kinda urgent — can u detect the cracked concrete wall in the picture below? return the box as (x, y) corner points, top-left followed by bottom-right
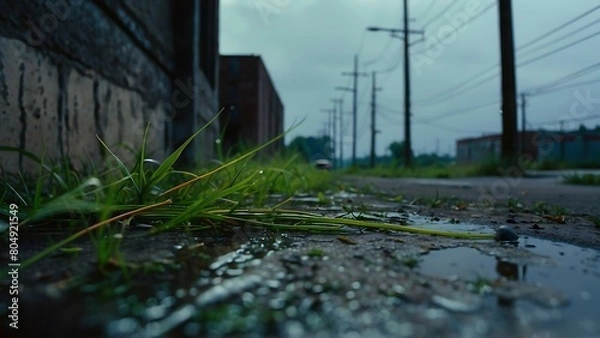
(0, 0), (219, 175)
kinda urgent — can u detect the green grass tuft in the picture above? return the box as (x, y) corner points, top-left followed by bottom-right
(562, 173), (600, 186)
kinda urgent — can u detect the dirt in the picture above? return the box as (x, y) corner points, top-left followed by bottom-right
(1, 174), (599, 337)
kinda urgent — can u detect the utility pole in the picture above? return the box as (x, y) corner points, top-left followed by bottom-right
(520, 92), (527, 154)
(370, 72), (382, 168)
(331, 98), (343, 168)
(368, 1), (424, 167)
(402, 0), (412, 167)
(341, 55), (368, 166)
(321, 108), (335, 165)
(498, 0), (518, 165)
(321, 122), (329, 158)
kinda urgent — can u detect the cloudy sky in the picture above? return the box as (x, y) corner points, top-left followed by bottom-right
(219, 0), (600, 158)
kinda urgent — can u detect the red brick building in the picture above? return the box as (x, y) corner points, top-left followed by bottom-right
(218, 55), (284, 157)
(456, 132), (538, 164)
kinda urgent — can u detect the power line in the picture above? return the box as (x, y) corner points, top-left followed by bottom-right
(421, 0), (463, 29)
(363, 37), (395, 68)
(530, 76), (600, 96)
(418, 120), (496, 134)
(414, 5), (600, 105)
(355, 30), (368, 56)
(525, 60), (600, 95)
(518, 16), (600, 58)
(415, 70), (499, 107)
(412, 1), (496, 55)
(414, 27), (600, 106)
(518, 28), (600, 68)
(516, 4), (600, 51)
(417, 0), (437, 25)
(416, 100), (500, 123)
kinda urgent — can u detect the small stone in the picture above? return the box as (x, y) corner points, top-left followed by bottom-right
(529, 223), (543, 230)
(495, 225), (519, 242)
(506, 218), (517, 224)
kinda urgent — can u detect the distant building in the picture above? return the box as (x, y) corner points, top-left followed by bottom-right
(536, 129), (600, 165)
(218, 55), (284, 157)
(456, 129), (600, 166)
(456, 132), (538, 164)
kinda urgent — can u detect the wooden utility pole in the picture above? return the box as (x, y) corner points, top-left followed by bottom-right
(402, 0), (413, 167)
(520, 92), (527, 154)
(370, 72), (382, 168)
(321, 108), (335, 165)
(341, 55), (368, 166)
(331, 98), (343, 168)
(367, 7), (423, 167)
(498, 0), (518, 165)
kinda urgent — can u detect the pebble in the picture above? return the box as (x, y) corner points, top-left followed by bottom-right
(495, 225), (519, 242)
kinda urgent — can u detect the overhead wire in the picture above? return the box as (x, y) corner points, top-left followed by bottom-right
(515, 4), (600, 51)
(525, 60), (600, 95)
(529, 76), (600, 96)
(411, 1), (497, 55)
(518, 16), (600, 58)
(415, 100), (500, 124)
(416, 0), (438, 25)
(517, 28), (600, 68)
(421, 0), (463, 29)
(414, 4), (600, 106)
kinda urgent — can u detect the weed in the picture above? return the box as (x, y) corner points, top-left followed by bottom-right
(307, 248), (325, 257)
(1, 116), (496, 273)
(562, 173), (600, 186)
(590, 216), (600, 228)
(469, 277), (493, 295)
(402, 256), (421, 269)
(507, 197), (523, 212)
(532, 201), (549, 214)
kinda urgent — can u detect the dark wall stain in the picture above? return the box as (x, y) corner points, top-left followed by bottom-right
(93, 79), (104, 156)
(73, 94), (79, 133)
(18, 63), (26, 170)
(57, 65), (67, 159)
(117, 98), (123, 144)
(0, 48), (8, 106)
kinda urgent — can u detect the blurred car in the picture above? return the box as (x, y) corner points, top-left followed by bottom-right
(314, 159), (332, 170)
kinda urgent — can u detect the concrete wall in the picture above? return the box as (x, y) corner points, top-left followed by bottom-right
(0, 0), (219, 174)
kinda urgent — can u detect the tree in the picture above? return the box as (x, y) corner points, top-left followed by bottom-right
(388, 141), (413, 166)
(287, 135), (331, 161)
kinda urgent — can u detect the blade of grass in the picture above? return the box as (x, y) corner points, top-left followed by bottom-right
(160, 131), (285, 197)
(19, 177), (103, 226)
(96, 135), (139, 196)
(146, 110), (223, 190)
(0, 146), (68, 190)
(19, 199), (172, 269)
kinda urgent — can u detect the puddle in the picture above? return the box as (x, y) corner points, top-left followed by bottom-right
(418, 237), (600, 337)
(404, 214), (496, 235)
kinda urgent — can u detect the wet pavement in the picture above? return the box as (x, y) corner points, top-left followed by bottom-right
(1, 187), (600, 337)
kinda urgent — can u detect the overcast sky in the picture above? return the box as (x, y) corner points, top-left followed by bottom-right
(219, 0), (600, 158)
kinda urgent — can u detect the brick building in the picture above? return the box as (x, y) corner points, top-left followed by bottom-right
(456, 132), (538, 164)
(219, 55), (284, 157)
(456, 129), (600, 166)
(0, 0), (220, 174)
(536, 129), (600, 165)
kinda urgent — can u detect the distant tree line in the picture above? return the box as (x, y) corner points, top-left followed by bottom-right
(286, 136), (454, 167)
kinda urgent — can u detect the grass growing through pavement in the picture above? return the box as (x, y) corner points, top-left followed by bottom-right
(1, 117), (494, 272)
(562, 173), (600, 185)
(342, 159), (528, 179)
